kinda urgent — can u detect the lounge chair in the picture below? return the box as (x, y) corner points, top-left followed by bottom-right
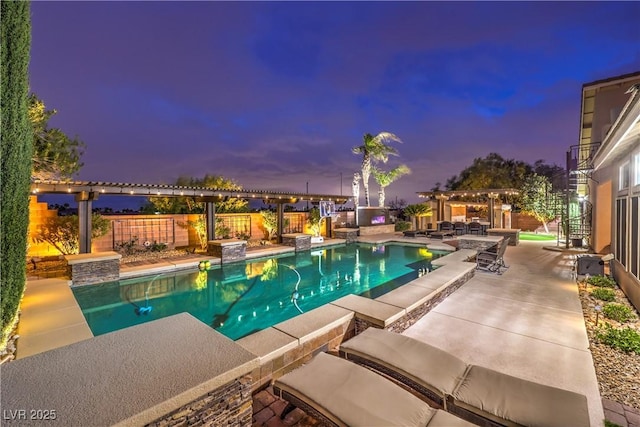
(429, 230), (455, 240)
(476, 237), (509, 274)
(339, 327), (467, 408)
(403, 229), (427, 237)
(273, 352), (474, 427)
(339, 328), (590, 427)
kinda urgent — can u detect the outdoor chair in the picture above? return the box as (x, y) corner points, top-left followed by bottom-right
(339, 328), (590, 427)
(454, 221), (467, 235)
(439, 221), (454, 232)
(467, 221), (483, 235)
(476, 237), (509, 274)
(273, 352), (474, 427)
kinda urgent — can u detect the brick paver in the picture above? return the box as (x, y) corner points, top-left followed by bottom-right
(252, 386), (319, 426)
(603, 399), (640, 427)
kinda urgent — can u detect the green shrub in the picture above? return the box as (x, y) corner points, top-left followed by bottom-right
(395, 221), (411, 232)
(1, 1), (33, 352)
(115, 237), (139, 255)
(148, 241), (167, 252)
(590, 288), (616, 302)
(596, 323), (640, 355)
(602, 303), (637, 323)
(586, 275), (616, 288)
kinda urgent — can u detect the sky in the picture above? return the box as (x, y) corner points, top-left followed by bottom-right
(29, 1), (640, 210)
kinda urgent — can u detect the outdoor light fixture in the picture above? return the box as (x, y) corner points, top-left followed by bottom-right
(595, 305), (602, 326)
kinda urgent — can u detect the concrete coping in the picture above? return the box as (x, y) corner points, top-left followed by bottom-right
(1, 313), (259, 427)
(272, 304), (354, 344)
(282, 233), (311, 239)
(237, 327), (299, 363)
(65, 251), (122, 264)
(458, 235), (503, 243)
(432, 249), (477, 266)
(487, 228), (521, 232)
(331, 294), (406, 328)
(333, 228), (358, 232)
(208, 238), (247, 246)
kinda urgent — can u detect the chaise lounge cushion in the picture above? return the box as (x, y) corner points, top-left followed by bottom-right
(339, 327), (469, 405)
(274, 352), (432, 426)
(450, 365), (590, 427)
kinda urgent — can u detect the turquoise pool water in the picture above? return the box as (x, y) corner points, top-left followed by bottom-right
(72, 243), (446, 340)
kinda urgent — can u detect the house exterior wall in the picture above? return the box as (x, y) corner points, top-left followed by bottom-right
(592, 179), (612, 254)
(610, 148), (640, 313)
(578, 72), (640, 197)
(589, 80), (640, 313)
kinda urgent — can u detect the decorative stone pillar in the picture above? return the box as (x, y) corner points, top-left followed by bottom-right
(333, 228), (359, 243)
(208, 239), (247, 263)
(65, 251), (121, 286)
(281, 233), (311, 252)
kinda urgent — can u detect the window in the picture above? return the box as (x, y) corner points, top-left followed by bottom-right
(619, 161), (630, 190)
(634, 153), (640, 187)
(616, 199), (627, 268)
(631, 197), (639, 279)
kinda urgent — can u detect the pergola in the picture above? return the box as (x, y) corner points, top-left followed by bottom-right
(416, 188), (520, 228)
(31, 179), (350, 253)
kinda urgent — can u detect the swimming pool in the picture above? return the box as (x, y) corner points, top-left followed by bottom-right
(72, 243), (447, 340)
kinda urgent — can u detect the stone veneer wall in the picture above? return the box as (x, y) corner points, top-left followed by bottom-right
(355, 268), (476, 335)
(281, 234), (311, 252)
(358, 224), (396, 236)
(66, 258), (120, 285)
(207, 240), (247, 263)
(458, 239), (500, 251)
(147, 376), (253, 427)
(487, 229), (520, 246)
(333, 228), (358, 243)
(249, 320), (355, 392)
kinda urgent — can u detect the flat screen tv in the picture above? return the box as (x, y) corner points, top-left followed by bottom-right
(371, 215), (386, 225)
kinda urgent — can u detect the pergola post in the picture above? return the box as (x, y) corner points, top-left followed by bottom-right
(277, 203), (284, 243)
(488, 192), (499, 229)
(435, 194), (449, 222)
(76, 191), (98, 254)
(205, 201), (216, 241)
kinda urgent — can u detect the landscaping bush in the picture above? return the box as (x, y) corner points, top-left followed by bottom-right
(603, 303), (637, 323)
(1, 1), (33, 352)
(395, 220), (411, 232)
(590, 288), (616, 302)
(586, 275), (616, 288)
(147, 241), (167, 252)
(115, 237), (139, 255)
(596, 323), (640, 355)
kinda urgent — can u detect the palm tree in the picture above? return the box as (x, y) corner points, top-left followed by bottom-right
(352, 132), (402, 207)
(403, 203), (433, 230)
(372, 165), (411, 207)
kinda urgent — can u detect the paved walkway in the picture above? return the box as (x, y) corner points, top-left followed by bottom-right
(403, 240), (604, 425)
(603, 398), (640, 427)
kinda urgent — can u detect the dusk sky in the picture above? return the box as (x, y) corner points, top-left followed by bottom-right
(30, 1), (640, 209)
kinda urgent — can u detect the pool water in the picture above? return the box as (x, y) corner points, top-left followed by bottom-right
(72, 243), (446, 340)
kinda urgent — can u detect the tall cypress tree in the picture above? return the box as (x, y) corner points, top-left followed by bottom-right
(1, 0), (33, 351)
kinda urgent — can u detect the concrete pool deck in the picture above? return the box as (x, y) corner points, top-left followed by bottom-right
(11, 234), (605, 425)
(402, 238), (604, 426)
